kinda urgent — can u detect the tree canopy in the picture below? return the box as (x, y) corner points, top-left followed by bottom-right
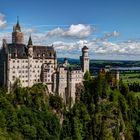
(0, 73), (139, 140)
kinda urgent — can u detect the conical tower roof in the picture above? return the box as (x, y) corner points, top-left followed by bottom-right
(15, 16), (21, 31)
(28, 35), (33, 45)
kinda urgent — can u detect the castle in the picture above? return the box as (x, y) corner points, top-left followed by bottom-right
(0, 20), (89, 105)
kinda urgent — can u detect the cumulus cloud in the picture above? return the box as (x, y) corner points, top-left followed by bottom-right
(100, 30), (120, 41)
(46, 28), (64, 37)
(63, 24), (92, 38)
(46, 24), (93, 39)
(0, 21), (140, 60)
(0, 13), (7, 28)
(50, 37), (140, 60)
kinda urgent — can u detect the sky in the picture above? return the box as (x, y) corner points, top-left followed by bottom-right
(0, 0), (140, 60)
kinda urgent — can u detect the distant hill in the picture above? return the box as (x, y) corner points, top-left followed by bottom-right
(57, 58), (80, 64)
(58, 58), (140, 68)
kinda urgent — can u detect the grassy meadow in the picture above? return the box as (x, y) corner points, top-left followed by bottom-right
(120, 72), (140, 83)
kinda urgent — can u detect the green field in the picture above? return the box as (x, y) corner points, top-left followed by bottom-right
(120, 73), (140, 83)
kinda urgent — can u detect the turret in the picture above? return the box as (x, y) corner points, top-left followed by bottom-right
(80, 46), (89, 74)
(115, 70), (120, 81)
(12, 17), (23, 44)
(27, 35), (33, 57)
(2, 39), (7, 49)
(63, 58), (69, 67)
(28, 35), (33, 46)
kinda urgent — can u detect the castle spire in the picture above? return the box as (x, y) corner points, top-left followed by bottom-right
(17, 16), (19, 25)
(15, 16), (21, 31)
(28, 34), (33, 45)
(12, 17), (23, 44)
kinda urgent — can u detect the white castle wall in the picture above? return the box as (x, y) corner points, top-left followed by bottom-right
(8, 57), (56, 92)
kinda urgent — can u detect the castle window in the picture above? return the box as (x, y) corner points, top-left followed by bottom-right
(36, 60), (38, 63)
(13, 66), (15, 68)
(13, 76), (15, 79)
(17, 66), (19, 69)
(26, 60), (28, 63)
(13, 60), (15, 63)
(17, 60), (19, 63)
(19, 70), (21, 73)
(13, 71), (15, 73)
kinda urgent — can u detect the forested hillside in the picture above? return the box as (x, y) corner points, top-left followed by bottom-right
(0, 72), (140, 140)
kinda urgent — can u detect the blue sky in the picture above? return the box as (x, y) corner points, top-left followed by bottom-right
(0, 0), (140, 60)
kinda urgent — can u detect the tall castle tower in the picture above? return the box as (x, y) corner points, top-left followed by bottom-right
(12, 17), (23, 44)
(27, 35), (33, 57)
(27, 35), (33, 87)
(80, 46), (89, 74)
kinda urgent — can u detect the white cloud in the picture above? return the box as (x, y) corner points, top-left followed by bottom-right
(1, 22), (140, 60)
(50, 38), (140, 60)
(0, 13), (7, 29)
(63, 24), (92, 38)
(100, 30), (120, 41)
(46, 27), (63, 37)
(46, 24), (93, 39)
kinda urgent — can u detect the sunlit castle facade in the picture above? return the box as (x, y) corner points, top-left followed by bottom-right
(0, 20), (89, 104)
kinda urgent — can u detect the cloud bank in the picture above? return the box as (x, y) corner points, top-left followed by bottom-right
(0, 14), (140, 60)
(46, 24), (93, 39)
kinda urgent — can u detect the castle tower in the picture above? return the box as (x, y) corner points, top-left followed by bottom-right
(115, 70), (120, 81)
(63, 58), (69, 67)
(12, 17), (23, 44)
(80, 46), (89, 74)
(27, 35), (33, 57)
(27, 35), (33, 87)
